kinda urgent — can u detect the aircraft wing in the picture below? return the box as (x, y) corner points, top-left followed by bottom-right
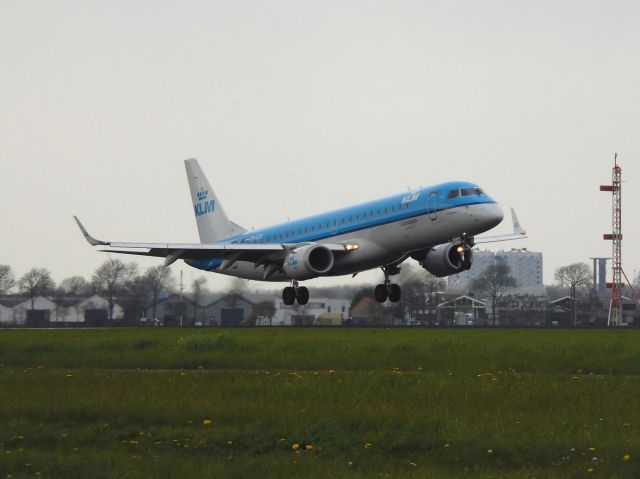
(74, 216), (350, 266)
(474, 208), (527, 244)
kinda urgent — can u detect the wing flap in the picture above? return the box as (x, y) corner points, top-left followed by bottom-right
(76, 216), (351, 265)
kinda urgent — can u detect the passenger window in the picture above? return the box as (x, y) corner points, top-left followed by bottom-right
(447, 190), (460, 199)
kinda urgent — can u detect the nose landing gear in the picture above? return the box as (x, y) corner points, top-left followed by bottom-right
(282, 280), (309, 306)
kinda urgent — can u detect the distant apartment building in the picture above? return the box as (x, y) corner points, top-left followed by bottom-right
(447, 248), (545, 296)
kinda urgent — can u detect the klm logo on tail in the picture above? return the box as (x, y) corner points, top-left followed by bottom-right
(194, 188), (215, 217)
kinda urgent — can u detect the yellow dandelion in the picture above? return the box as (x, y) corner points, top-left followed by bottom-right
(364, 443), (372, 449)
(291, 443), (300, 450)
(586, 467), (594, 473)
(305, 444), (313, 450)
(443, 443), (450, 448)
(227, 441), (233, 445)
(128, 440), (139, 445)
(409, 462), (417, 467)
(203, 419), (212, 426)
(623, 454), (631, 461)
(588, 447), (597, 452)
(623, 422), (630, 427)
(328, 369), (335, 374)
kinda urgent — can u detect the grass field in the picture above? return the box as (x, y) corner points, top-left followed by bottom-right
(0, 328), (639, 478)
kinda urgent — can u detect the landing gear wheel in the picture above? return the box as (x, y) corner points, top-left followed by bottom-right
(282, 286), (296, 306)
(374, 284), (388, 303)
(388, 283), (402, 302)
(296, 286), (309, 305)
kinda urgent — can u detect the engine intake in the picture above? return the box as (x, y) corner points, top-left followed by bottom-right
(419, 243), (473, 277)
(283, 244), (335, 280)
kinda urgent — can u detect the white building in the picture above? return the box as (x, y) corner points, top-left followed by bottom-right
(258, 297), (351, 326)
(0, 302), (14, 324)
(0, 295), (124, 325)
(448, 248), (545, 296)
(12, 296), (58, 325)
(55, 295), (124, 323)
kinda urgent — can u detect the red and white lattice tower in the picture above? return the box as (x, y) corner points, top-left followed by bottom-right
(600, 154), (623, 325)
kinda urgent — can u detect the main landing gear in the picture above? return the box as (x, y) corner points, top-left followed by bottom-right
(374, 265), (402, 303)
(282, 281), (309, 306)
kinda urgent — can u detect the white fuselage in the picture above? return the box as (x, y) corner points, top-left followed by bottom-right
(209, 202), (502, 282)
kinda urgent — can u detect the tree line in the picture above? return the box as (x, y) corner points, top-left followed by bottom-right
(0, 259), (629, 325)
(0, 260), (207, 322)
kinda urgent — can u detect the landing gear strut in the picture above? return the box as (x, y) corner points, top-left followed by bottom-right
(374, 265), (402, 303)
(282, 280), (309, 306)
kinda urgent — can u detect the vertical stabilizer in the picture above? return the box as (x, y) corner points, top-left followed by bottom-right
(185, 158), (246, 243)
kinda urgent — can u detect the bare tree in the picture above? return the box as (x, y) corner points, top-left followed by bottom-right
(0, 265), (15, 294)
(253, 300), (276, 326)
(59, 276), (92, 296)
(555, 262), (592, 325)
(18, 268), (54, 310)
(470, 264), (517, 325)
(191, 276), (207, 324)
(396, 263), (446, 324)
(144, 265), (175, 320)
(92, 259), (137, 321)
(225, 277), (248, 309)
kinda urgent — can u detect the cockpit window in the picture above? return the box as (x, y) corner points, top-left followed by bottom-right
(447, 189), (460, 199)
(476, 188), (486, 196)
(460, 188), (478, 197)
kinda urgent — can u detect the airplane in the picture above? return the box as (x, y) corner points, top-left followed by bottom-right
(75, 158), (526, 305)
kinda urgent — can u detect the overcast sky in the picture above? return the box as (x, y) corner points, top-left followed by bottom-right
(1, 1), (639, 291)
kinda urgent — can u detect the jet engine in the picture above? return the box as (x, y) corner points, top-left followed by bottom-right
(283, 244), (335, 280)
(418, 243), (473, 277)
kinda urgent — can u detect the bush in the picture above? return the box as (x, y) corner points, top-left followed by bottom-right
(179, 333), (240, 352)
(132, 338), (156, 351)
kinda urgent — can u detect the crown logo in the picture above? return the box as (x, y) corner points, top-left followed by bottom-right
(197, 188), (208, 201)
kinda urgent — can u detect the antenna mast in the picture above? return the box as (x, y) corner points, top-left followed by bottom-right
(600, 154), (623, 325)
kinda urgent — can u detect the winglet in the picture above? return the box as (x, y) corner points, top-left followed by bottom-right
(73, 216), (109, 246)
(511, 208), (526, 235)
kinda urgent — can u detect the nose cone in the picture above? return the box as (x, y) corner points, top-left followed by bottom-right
(469, 203), (503, 232)
(486, 203), (504, 229)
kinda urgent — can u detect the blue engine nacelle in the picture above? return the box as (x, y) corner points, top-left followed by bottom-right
(282, 244), (335, 280)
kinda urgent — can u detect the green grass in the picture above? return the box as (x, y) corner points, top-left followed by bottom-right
(0, 328), (639, 478)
